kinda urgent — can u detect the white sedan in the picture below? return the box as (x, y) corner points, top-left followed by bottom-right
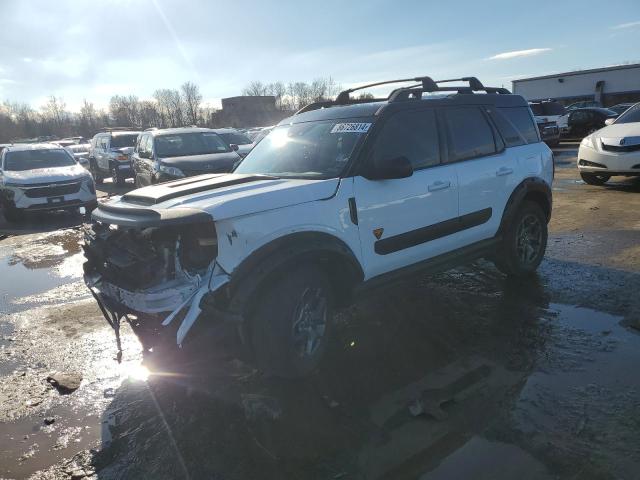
(577, 103), (640, 185)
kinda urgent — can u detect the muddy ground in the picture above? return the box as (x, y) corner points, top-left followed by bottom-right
(1, 145), (639, 480)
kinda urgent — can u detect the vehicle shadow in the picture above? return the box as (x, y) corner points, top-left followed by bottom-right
(81, 264), (554, 480)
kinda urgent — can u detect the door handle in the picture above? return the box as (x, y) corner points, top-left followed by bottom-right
(496, 167), (514, 176)
(428, 180), (451, 192)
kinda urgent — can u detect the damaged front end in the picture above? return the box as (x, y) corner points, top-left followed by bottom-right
(83, 212), (230, 349)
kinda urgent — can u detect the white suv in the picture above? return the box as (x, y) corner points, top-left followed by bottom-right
(1, 143), (97, 222)
(83, 76), (553, 377)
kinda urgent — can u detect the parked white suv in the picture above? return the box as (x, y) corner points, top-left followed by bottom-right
(83, 76), (553, 377)
(577, 102), (640, 185)
(0, 143), (97, 222)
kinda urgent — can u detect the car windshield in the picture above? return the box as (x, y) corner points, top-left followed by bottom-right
(155, 132), (231, 158)
(614, 104), (640, 124)
(110, 134), (138, 149)
(234, 119), (371, 179)
(3, 148), (76, 171)
(219, 132), (252, 145)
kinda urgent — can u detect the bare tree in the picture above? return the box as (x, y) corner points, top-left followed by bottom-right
(181, 81), (202, 125)
(154, 89), (184, 127)
(242, 81), (267, 96)
(109, 95), (141, 127)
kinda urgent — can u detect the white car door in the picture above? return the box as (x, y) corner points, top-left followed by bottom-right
(442, 106), (515, 244)
(353, 108), (460, 280)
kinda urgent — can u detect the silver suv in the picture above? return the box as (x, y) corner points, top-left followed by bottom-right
(88, 129), (141, 186)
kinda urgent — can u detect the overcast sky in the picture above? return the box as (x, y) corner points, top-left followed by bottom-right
(1, 0), (639, 111)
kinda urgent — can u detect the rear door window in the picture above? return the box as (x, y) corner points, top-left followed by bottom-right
(497, 107), (539, 144)
(444, 107), (497, 162)
(371, 109), (440, 170)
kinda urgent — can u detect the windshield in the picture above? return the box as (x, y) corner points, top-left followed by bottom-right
(614, 104), (640, 124)
(110, 134), (139, 149)
(155, 132), (230, 158)
(220, 132), (252, 145)
(3, 148), (76, 171)
(234, 119), (371, 179)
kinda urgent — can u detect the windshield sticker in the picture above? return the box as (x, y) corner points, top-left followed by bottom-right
(331, 123), (371, 134)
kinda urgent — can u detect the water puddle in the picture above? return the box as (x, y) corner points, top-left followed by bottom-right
(0, 229), (85, 311)
(419, 436), (551, 480)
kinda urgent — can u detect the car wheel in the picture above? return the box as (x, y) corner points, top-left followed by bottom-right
(249, 264), (333, 378)
(494, 201), (548, 277)
(3, 207), (24, 223)
(580, 172), (610, 185)
(111, 166), (125, 186)
(90, 160), (103, 185)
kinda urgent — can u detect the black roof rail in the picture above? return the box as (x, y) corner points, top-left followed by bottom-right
(99, 127), (139, 133)
(389, 77), (511, 102)
(294, 76), (512, 115)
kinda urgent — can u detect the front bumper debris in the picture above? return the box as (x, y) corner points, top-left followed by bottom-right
(85, 265), (230, 350)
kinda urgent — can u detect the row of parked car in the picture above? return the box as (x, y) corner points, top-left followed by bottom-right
(0, 127), (259, 222)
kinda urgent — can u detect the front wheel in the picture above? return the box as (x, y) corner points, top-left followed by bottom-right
(3, 207), (24, 223)
(89, 159), (104, 185)
(580, 172), (610, 185)
(494, 201), (548, 277)
(249, 264), (333, 378)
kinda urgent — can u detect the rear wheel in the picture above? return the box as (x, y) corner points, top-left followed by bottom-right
(111, 165), (126, 186)
(580, 172), (610, 185)
(494, 201), (548, 277)
(249, 264), (333, 378)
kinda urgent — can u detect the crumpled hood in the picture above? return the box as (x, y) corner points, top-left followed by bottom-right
(99, 174), (340, 224)
(595, 122), (640, 142)
(2, 164), (90, 185)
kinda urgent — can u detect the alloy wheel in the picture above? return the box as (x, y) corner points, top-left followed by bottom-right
(291, 287), (328, 358)
(516, 213), (543, 265)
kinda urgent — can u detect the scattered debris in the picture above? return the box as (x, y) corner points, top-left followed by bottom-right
(47, 372), (82, 394)
(241, 394), (282, 421)
(44, 416), (56, 425)
(323, 395), (340, 409)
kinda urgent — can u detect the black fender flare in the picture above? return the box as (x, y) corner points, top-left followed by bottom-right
(217, 232), (365, 317)
(498, 177), (552, 236)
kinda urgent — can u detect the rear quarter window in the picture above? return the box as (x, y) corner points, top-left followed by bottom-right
(497, 107), (539, 144)
(443, 107), (497, 162)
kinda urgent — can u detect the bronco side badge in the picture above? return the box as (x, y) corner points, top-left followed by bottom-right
(373, 228), (384, 239)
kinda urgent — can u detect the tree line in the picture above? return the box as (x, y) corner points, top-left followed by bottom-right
(0, 81), (209, 143)
(0, 77), (352, 143)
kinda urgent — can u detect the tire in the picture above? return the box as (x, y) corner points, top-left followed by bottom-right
(580, 172), (610, 185)
(3, 207), (24, 223)
(494, 201), (548, 278)
(111, 165), (125, 186)
(249, 264), (333, 378)
(89, 159), (103, 185)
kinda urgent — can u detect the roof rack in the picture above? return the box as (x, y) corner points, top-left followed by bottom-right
(295, 76), (511, 115)
(99, 127), (139, 133)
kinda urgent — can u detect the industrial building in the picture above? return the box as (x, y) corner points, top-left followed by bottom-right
(209, 95), (292, 128)
(512, 63), (640, 107)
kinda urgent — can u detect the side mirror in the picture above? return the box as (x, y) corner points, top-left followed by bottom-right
(605, 118), (615, 126)
(230, 144), (239, 152)
(365, 156), (413, 180)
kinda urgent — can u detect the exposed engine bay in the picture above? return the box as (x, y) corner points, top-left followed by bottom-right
(83, 221), (218, 291)
(83, 218), (231, 348)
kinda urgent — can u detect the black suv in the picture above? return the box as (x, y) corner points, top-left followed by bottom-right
(131, 127), (241, 186)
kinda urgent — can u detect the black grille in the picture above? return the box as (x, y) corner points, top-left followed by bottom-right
(601, 142), (640, 153)
(23, 181), (81, 198)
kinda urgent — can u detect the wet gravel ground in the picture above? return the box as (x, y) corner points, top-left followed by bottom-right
(1, 148), (640, 479)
